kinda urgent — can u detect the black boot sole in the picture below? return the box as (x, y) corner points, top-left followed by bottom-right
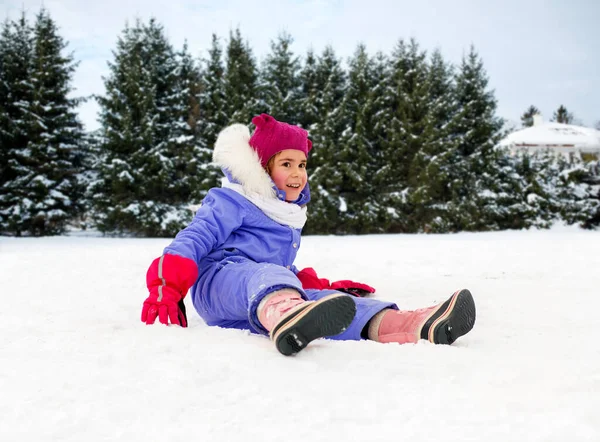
(422, 289), (476, 345)
(271, 294), (356, 356)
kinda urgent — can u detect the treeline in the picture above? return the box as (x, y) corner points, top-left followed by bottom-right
(521, 104), (577, 127)
(1, 9), (598, 237)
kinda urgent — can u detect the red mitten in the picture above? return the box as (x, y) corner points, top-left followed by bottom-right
(330, 280), (376, 297)
(296, 267), (331, 290)
(142, 254), (199, 327)
(296, 267), (375, 297)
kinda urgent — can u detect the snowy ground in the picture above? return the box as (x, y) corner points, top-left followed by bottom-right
(1, 226), (599, 442)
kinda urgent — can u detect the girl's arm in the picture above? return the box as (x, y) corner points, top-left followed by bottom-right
(141, 189), (246, 327)
(163, 188), (246, 263)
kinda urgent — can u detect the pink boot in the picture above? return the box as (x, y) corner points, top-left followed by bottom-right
(257, 289), (306, 332)
(258, 290), (356, 356)
(368, 289), (476, 345)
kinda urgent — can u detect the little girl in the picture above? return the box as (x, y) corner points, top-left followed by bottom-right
(141, 114), (476, 356)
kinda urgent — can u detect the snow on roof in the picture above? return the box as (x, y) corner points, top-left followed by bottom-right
(501, 122), (600, 151)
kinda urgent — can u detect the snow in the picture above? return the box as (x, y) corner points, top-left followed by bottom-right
(173, 135), (193, 144)
(123, 202), (142, 214)
(502, 122), (600, 151)
(160, 206), (190, 230)
(479, 189), (497, 199)
(1, 226), (599, 441)
(117, 170), (134, 181)
(32, 174), (55, 186)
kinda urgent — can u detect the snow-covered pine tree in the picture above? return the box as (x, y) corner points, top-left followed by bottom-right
(198, 34), (227, 153)
(448, 46), (528, 231)
(447, 46), (499, 230)
(366, 51), (396, 232)
(28, 9), (85, 235)
(407, 48), (460, 232)
(0, 14), (34, 235)
(521, 105), (540, 127)
(512, 149), (563, 228)
(297, 48), (320, 131)
(197, 34), (227, 191)
(0, 10), (84, 236)
(375, 40), (408, 228)
(303, 46), (347, 234)
(556, 155), (600, 228)
(480, 146), (537, 230)
(510, 148), (600, 230)
(77, 129), (103, 230)
(378, 38), (432, 232)
(172, 41), (209, 203)
(223, 28), (260, 124)
(580, 158), (600, 228)
(259, 32), (302, 124)
(92, 22), (153, 235)
(92, 19), (201, 236)
(0, 20), (9, 170)
(333, 44), (382, 233)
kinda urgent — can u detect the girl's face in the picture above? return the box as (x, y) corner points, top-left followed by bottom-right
(268, 149), (308, 202)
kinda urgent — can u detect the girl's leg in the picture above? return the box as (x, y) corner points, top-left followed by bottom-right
(262, 291), (356, 355)
(193, 259), (355, 355)
(193, 258), (307, 333)
(367, 289), (476, 345)
(305, 289), (397, 341)
(306, 288), (476, 345)
(256, 289), (305, 331)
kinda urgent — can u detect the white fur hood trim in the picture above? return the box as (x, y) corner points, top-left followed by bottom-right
(212, 123), (276, 198)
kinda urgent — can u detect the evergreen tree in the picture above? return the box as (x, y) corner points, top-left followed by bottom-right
(376, 39), (409, 222)
(521, 105), (540, 127)
(0, 10), (84, 236)
(556, 155), (600, 227)
(199, 34), (227, 148)
(303, 46), (347, 234)
(259, 32), (302, 124)
(0, 20), (9, 166)
(511, 148), (600, 231)
(77, 129), (103, 230)
(377, 38), (432, 232)
(366, 51), (396, 232)
(0, 14), (34, 235)
(552, 105), (574, 124)
(513, 149), (566, 228)
(426, 49), (458, 134)
(223, 28), (260, 124)
(335, 44), (384, 233)
(479, 147), (536, 230)
(580, 158), (600, 228)
(447, 46), (525, 231)
(198, 34), (228, 191)
(173, 41), (210, 201)
(92, 19), (202, 236)
(93, 21), (161, 235)
(408, 48), (460, 232)
(29, 9), (85, 234)
(297, 48), (320, 130)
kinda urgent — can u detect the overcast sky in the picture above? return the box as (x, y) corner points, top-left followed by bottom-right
(3, 0), (599, 131)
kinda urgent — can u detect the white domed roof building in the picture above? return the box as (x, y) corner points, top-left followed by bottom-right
(500, 115), (600, 160)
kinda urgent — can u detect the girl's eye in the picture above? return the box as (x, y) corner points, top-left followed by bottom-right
(282, 162), (290, 167)
(299, 163), (306, 169)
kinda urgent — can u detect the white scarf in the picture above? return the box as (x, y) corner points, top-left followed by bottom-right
(221, 178), (307, 229)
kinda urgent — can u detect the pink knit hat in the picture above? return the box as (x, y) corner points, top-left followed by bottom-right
(249, 114), (312, 167)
